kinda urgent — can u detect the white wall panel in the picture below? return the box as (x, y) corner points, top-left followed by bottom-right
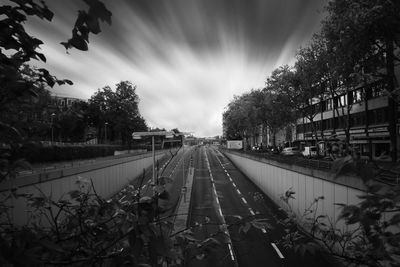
(2, 152), (169, 225)
(223, 151), (365, 232)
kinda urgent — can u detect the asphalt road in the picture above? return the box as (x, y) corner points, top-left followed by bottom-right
(188, 145), (337, 267)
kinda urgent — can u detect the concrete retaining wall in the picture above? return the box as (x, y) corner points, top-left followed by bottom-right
(223, 150), (366, 229)
(0, 150), (174, 225)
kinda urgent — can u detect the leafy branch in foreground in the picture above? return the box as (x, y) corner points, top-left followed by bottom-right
(277, 156), (400, 267)
(0, 173), (270, 266)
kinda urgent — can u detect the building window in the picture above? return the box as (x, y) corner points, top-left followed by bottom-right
(334, 94), (347, 108)
(326, 99), (333, 110)
(323, 118), (334, 130)
(296, 124), (303, 134)
(350, 112), (366, 127)
(371, 82), (385, 98)
(369, 108), (388, 125)
(375, 143), (390, 158)
(350, 89), (363, 104)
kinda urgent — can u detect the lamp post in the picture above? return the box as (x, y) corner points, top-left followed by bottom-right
(132, 131), (175, 194)
(51, 113), (56, 144)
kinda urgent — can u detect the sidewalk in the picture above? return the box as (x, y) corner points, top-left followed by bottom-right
(172, 166), (194, 234)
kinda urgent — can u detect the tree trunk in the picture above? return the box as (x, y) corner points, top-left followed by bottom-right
(386, 36), (397, 162)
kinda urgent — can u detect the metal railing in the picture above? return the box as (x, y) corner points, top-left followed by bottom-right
(226, 149), (399, 185)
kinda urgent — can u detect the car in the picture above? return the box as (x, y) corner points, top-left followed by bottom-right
(281, 147), (301, 156)
(302, 146), (318, 158)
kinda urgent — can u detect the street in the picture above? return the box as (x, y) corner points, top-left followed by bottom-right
(187, 145), (335, 267)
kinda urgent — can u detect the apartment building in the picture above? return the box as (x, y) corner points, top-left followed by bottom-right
(295, 80), (400, 161)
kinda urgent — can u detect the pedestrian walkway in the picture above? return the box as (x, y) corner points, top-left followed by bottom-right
(172, 166), (194, 234)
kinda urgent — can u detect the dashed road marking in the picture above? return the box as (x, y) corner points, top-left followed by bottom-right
(271, 243), (285, 259)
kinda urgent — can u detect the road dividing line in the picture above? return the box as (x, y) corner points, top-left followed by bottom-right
(271, 243), (285, 259)
(215, 149), (272, 238)
(227, 243), (235, 261)
(205, 150), (238, 266)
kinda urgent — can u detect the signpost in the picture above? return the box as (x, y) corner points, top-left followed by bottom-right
(132, 131), (174, 192)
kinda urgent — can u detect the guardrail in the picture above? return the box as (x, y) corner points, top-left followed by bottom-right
(17, 149), (152, 177)
(226, 149), (399, 185)
(241, 151), (333, 171)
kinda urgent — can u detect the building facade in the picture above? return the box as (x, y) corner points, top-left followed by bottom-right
(295, 80), (400, 161)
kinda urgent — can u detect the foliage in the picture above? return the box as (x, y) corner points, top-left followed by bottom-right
(222, 88), (295, 146)
(277, 156), (400, 267)
(0, 0), (112, 181)
(20, 144), (125, 163)
(0, 171), (270, 266)
(88, 81), (148, 145)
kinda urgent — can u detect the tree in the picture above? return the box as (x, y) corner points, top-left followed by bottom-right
(257, 89), (295, 146)
(0, 0), (112, 181)
(321, 0), (400, 161)
(88, 81), (147, 145)
(222, 94), (256, 148)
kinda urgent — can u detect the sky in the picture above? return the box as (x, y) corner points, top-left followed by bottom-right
(24, 0), (327, 137)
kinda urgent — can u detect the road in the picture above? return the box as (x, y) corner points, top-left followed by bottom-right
(114, 145), (337, 266)
(187, 145), (336, 267)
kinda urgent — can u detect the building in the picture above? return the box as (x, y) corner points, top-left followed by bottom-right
(295, 80), (400, 161)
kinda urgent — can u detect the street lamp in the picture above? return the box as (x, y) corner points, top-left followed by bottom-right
(51, 113), (56, 144)
(132, 131), (175, 194)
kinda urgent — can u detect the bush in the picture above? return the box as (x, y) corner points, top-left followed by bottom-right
(20, 145), (126, 163)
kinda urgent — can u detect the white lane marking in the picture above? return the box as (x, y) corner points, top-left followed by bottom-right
(271, 243), (285, 259)
(205, 149), (237, 263)
(215, 149), (268, 238)
(218, 208), (223, 217)
(228, 243), (235, 261)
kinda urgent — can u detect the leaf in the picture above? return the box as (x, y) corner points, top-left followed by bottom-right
(64, 79), (73, 85)
(60, 41), (71, 50)
(330, 155), (354, 179)
(68, 190), (81, 199)
(70, 36), (88, 51)
(36, 52), (46, 62)
(337, 205), (360, 224)
(86, 13), (101, 34)
(85, 0), (112, 24)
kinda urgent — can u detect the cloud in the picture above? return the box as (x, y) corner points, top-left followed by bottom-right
(25, 0), (327, 136)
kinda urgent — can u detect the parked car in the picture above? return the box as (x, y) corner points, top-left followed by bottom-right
(302, 146), (317, 158)
(281, 147), (301, 156)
